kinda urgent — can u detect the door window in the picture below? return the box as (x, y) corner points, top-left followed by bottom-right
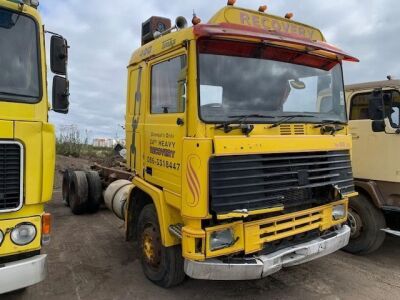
(350, 90), (400, 127)
(350, 93), (371, 120)
(151, 55), (186, 114)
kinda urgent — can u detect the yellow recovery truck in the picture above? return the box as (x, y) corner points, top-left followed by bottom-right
(344, 79), (400, 254)
(64, 2), (358, 287)
(0, 0), (69, 293)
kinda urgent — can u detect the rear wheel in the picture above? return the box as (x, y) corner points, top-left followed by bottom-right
(85, 171), (103, 213)
(343, 194), (386, 254)
(62, 169), (74, 206)
(138, 204), (185, 288)
(69, 171), (89, 215)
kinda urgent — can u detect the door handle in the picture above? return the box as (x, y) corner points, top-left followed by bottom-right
(351, 134), (360, 140)
(176, 118), (184, 126)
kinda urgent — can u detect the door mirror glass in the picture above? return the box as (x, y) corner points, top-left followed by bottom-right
(52, 75), (69, 114)
(50, 35), (68, 75)
(372, 119), (385, 132)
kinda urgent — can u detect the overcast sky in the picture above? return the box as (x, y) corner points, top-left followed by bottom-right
(39, 0), (400, 140)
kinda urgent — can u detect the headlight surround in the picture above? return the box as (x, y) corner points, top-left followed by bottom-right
(10, 223), (37, 246)
(210, 228), (235, 251)
(332, 204), (346, 220)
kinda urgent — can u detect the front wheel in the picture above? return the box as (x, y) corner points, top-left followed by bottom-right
(343, 194), (386, 254)
(137, 204), (185, 288)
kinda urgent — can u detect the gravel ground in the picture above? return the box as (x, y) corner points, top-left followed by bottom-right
(4, 188), (400, 300)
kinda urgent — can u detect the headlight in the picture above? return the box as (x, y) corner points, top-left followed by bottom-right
(210, 228), (235, 251)
(11, 223), (37, 246)
(332, 204), (346, 220)
(0, 230), (4, 245)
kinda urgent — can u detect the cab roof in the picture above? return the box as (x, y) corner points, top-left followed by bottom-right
(129, 5), (357, 66)
(345, 80), (400, 91)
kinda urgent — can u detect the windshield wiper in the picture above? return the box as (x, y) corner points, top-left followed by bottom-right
(314, 120), (346, 135)
(269, 114), (316, 128)
(216, 114), (274, 135)
(313, 120), (347, 128)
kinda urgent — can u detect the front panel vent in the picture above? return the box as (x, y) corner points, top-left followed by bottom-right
(279, 124), (305, 135)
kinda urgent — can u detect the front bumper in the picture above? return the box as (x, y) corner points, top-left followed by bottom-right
(0, 254), (47, 294)
(184, 225), (350, 280)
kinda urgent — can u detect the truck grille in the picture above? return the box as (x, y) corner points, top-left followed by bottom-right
(209, 150), (354, 214)
(0, 142), (23, 211)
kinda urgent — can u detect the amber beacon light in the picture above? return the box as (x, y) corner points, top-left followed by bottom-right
(258, 5), (267, 13)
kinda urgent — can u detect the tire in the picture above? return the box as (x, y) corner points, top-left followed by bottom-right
(69, 171), (89, 215)
(85, 171), (103, 213)
(137, 204), (185, 288)
(343, 193), (386, 254)
(62, 169), (74, 206)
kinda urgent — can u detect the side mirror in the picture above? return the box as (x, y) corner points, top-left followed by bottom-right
(368, 90), (384, 120)
(372, 120), (385, 132)
(50, 35), (68, 75)
(52, 76), (69, 114)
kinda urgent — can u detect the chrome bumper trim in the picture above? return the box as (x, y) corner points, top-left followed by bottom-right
(0, 254), (47, 294)
(184, 225), (350, 280)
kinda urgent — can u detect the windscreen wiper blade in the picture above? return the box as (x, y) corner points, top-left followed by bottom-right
(226, 113), (274, 123)
(314, 120), (347, 128)
(216, 114), (274, 134)
(269, 114), (316, 128)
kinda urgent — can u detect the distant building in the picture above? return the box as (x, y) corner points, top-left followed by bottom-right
(93, 138), (126, 148)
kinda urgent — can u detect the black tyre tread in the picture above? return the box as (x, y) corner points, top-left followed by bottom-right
(344, 193), (386, 254)
(85, 171), (102, 213)
(69, 171), (89, 215)
(138, 204), (185, 288)
(62, 169), (74, 206)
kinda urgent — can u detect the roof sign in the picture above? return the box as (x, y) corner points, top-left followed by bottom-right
(208, 6), (325, 42)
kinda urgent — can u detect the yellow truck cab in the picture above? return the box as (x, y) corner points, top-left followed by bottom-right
(0, 0), (69, 293)
(345, 79), (400, 254)
(120, 2), (360, 287)
(64, 2), (358, 288)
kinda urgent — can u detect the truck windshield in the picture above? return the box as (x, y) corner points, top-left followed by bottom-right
(0, 8), (40, 103)
(198, 40), (346, 124)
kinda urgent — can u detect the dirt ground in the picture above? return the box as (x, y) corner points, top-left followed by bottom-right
(4, 157), (400, 300)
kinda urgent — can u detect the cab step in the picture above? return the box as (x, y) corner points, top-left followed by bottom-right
(169, 224), (183, 239)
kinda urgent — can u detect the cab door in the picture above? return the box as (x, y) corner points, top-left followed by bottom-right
(349, 89), (400, 182)
(143, 50), (187, 194)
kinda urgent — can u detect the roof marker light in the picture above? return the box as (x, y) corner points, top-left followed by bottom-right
(285, 13), (294, 19)
(192, 11), (201, 26)
(258, 5), (267, 13)
(227, 0), (236, 6)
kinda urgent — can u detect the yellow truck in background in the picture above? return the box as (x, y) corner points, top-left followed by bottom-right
(0, 0), (69, 294)
(64, 2), (358, 287)
(344, 79), (400, 254)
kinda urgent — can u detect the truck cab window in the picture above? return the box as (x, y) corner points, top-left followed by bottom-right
(350, 90), (400, 127)
(385, 90), (400, 127)
(198, 40), (346, 124)
(0, 8), (40, 103)
(151, 55), (186, 114)
(350, 93), (371, 120)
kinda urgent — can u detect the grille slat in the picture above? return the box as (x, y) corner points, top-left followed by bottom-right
(212, 153), (349, 165)
(211, 159), (351, 173)
(209, 150), (355, 214)
(0, 143), (22, 211)
(212, 178), (354, 199)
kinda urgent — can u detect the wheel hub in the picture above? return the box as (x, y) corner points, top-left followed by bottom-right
(142, 226), (161, 268)
(348, 208), (363, 239)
